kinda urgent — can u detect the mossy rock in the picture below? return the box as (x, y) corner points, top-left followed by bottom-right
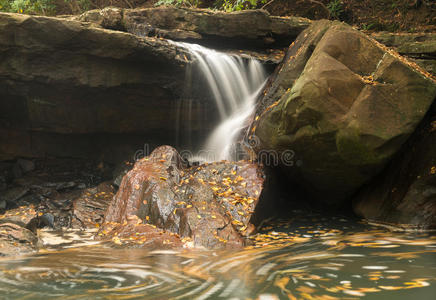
(254, 20), (436, 204)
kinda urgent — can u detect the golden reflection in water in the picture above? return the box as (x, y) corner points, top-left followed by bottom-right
(0, 216), (435, 299)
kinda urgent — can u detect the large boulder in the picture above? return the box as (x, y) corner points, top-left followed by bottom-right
(253, 20), (436, 204)
(353, 106), (436, 230)
(99, 146), (264, 249)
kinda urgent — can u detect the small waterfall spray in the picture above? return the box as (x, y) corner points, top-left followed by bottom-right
(176, 42), (267, 162)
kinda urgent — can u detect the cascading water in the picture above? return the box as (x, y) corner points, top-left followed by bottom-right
(176, 42), (267, 162)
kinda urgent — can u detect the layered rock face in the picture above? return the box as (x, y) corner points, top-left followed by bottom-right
(0, 206), (39, 256)
(372, 32), (436, 76)
(253, 20), (436, 204)
(121, 7), (311, 49)
(99, 146), (264, 249)
(0, 12), (196, 161)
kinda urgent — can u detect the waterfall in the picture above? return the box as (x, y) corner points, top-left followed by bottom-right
(175, 42), (267, 162)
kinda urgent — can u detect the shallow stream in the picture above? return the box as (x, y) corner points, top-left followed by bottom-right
(1, 211), (435, 299)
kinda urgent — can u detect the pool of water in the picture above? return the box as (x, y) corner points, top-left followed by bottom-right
(1, 212), (435, 299)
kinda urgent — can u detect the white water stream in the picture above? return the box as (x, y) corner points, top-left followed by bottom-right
(176, 42), (267, 162)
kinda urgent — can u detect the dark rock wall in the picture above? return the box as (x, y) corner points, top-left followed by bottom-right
(0, 12), (216, 163)
(353, 101), (436, 229)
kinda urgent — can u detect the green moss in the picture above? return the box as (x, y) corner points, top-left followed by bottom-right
(336, 128), (381, 166)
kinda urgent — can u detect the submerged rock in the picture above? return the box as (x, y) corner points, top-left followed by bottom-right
(99, 146), (264, 249)
(253, 20), (436, 204)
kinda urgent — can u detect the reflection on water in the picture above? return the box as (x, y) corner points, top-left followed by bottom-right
(1, 212), (435, 299)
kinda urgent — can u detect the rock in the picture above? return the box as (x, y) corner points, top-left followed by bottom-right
(112, 161), (134, 188)
(99, 146), (264, 249)
(353, 107), (436, 230)
(0, 222), (39, 256)
(0, 162), (12, 191)
(415, 59), (436, 75)
(76, 7), (123, 30)
(72, 181), (115, 229)
(0, 205), (38, 225)
(121, 7), (310, 49)
(371, 32), (436, 76)
(0, 205), (39, 256)
(372, 32), (436, 57)
(43, 181), (77, 191)
(73, 7), (310, 50)
(104, 223), (184, 249)
(16, 159), (35, 174)
(37, 189), (82, 229)
(0, 186), (29, 207)
(253, 20), (436, 204)
(0, 12), (206, 161)
(0, 9), (285, 163)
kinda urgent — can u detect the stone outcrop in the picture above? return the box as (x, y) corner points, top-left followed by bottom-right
(74, 7), (310, 50)
(372, 32), (436, 76)
(353, 105), (436, 230)
(122, 7), (311, 49)
(253, 20), (436, 204)
(98, 146), (264, 249)
(0, 222), (39, 256)
(0, 12), (209, 162)
(0, 206), (39, 256)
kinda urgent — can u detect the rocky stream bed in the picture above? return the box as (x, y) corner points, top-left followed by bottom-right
(0, 8), (436, 299)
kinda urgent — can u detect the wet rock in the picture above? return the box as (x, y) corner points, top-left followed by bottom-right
(99, 146), (264, 249)
(0, 206), (39, 256)
(37, 189), (82, 229)
(103, 223), (183, 249)
(112, 161), (134, 188)
(0, 222), (39, 256)
(353, 108), (436, 230)
(0, 187), (29, 207)
(0, 205), (38, 226)
(72, 181), (115, 229)
(253, 20), (436, 204)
